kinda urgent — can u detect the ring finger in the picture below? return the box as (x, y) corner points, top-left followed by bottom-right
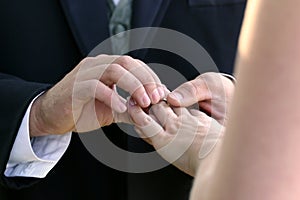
(150, 101), (177, 127)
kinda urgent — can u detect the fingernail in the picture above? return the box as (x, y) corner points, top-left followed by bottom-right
(151, 89), (160, 103)
(120, 97), (127, 104)
(142, 93), (151, 107)
(118, 102), (127, 113)
(169, 92), (183, 101)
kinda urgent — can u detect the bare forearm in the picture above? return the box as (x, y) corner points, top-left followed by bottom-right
(191, 0), (300, 199)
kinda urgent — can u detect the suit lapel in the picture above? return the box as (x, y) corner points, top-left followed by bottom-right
(59, 0), (171, 57)
(131, 0), (171, 28)
(130, 0), (172, 58)
(59, 0), (111, 56)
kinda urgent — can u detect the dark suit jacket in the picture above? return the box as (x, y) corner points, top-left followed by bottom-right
(0, 0), (246, 199)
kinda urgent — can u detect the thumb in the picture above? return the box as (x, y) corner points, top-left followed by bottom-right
(167, 79), (210, 107)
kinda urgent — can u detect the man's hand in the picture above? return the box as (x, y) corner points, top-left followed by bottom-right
(167, 72), (235, 125)
(29, 55), (165, 136)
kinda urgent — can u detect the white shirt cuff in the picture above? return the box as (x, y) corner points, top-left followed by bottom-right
(4, 94), (72, 178)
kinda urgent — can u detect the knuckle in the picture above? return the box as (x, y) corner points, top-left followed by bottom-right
(167, 121), (180, 133)
(184, 82), (198, 96)
(105, 64), (119, 75)
(191, 79), (211, 99)
(102, 64), (121, 84)
(191, 116), (201, 126)
(78, 57), (98, 70)
(95, 54), (107, 59)
(161, 113), (171, 124)
(135, 58), (144, 65)
(117, 55), (133, 67)
(81, 57), (95, 65)
(196, 115), (209, 127)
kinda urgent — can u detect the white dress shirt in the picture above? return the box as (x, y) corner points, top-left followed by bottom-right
(113, 0), (120, 5)
(4, 95), (71, 178)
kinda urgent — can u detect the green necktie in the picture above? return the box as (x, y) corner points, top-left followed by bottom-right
(107, 0), (133, 55)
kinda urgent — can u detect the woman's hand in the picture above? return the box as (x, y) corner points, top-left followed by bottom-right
(128, 100), (224, 177)
(167, 72), (235, 125)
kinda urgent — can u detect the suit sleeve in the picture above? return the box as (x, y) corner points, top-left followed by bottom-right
(0, 72), (51, 189)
